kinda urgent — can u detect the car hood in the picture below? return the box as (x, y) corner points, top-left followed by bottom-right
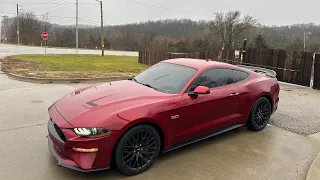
(54, 80), (171, 127)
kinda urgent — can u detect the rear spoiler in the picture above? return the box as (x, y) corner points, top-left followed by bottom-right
(237, 65), (277, 78)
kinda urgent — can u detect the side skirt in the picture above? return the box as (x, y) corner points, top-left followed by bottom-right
(164, 124), (245, 153)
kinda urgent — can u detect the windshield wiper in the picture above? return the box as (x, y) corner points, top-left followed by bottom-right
(131, 78), (138, 83)
(140, 83), (158, 91)
(131, 78), (158, 91)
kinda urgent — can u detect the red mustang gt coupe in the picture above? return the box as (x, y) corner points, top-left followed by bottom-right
(47, 58), (280, 176)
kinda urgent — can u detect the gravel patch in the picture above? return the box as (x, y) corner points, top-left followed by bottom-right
(270, 83), (320, 136)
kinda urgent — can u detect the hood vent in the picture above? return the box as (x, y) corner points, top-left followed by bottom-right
(86, 102), (98, 107)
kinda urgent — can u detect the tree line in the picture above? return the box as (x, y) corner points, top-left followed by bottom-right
(2, 11), (320, 53)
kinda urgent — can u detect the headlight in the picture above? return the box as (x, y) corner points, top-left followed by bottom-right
(73, 128), (111, 138)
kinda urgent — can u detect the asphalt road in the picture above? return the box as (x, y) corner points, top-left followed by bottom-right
(0, 43), (138, 57)
(1, 44), (320, 179)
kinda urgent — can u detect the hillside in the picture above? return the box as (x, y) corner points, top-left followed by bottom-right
(2, 12), (320, 52)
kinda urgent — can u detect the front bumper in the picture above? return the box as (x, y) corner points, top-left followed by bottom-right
(47, 105), (116, 172)
(47, 136), (109, 172)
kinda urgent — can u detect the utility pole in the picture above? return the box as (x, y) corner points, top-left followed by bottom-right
(4, 16), (7, 42)
(241, 39), (247, 64)
(222, 22), (226, 50)
(17, 4), (20, 44)
(76, 0), (78, 48)
(96, 0), (104, 56)
(1, 16), (8, 42)
(304, 29), (306, 52)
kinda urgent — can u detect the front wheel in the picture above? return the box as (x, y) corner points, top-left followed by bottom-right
(247, 97), (272, 131)
(115, 125), (161, 176)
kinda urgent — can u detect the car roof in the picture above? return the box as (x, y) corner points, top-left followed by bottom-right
(162, 58), (238, 71)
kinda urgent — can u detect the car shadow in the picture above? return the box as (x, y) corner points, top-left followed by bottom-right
(52, 126), (249, 179)
(159, 126), (248, 159)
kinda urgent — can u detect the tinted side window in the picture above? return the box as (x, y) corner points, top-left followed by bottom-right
(189, 68), (234, 91)
(233, 70), (249, 83)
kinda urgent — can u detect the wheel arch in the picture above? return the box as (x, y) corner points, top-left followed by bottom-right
(245, 93), (273, 122)
(110, 119), (166, 167)
(258, 94), (273, 111)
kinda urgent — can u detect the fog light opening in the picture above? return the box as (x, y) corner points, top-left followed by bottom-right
(72, 148), (98, 153)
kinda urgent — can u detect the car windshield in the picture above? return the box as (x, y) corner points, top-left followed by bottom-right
(133, 62), (198, 94)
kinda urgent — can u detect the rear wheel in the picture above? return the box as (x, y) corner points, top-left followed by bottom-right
(247, 97), (271, 131)
(115, 125), (161, 176)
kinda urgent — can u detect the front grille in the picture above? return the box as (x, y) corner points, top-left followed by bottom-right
(48, 118), (66, 143)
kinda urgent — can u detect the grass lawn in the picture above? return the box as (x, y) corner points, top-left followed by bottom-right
(1, 54), (148, 78)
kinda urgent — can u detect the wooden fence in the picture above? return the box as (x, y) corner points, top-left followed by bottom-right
(138, 49), (315, 87)
(314, 54), (320, 89)
(138, 49), (235, 65)
(242, 49), (314, 86)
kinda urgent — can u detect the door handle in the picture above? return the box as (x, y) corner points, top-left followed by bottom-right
(230, 92), (240, 96)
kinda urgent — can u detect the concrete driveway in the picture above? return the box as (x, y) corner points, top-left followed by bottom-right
(1, 70), (320, 180)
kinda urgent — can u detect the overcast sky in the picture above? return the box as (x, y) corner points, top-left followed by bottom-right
(0, 0), (319, 26)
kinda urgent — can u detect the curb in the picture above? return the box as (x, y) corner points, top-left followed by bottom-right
(307, 153), (320, 180)
(5, 73), (130, 84)
(278, 81), (313, 89)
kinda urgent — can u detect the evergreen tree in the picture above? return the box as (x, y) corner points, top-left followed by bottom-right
(252, 33), (268, 48)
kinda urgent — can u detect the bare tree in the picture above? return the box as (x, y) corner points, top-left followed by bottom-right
(211, 11), (257, 50)
(52, 27), (65, 46)
(139, 33), (156, 50)
(309, 43), (320, 53)
(286, 38), (304, 51)
(17, 12), (42, 45)
(41, 13), (51, 32)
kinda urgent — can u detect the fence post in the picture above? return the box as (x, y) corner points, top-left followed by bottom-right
(241, 39), (247, 64)
(313, 54), (320, 89)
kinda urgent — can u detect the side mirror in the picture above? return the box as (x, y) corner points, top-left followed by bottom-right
(189, 86), (210, 96)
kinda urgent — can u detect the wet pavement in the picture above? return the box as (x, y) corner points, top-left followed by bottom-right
(1, 121), (319, 180)
(0, 70), (320, 180)
(1, 44), (320, 179)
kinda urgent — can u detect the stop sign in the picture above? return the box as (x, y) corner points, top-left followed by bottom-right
(42, 32), (48, 40)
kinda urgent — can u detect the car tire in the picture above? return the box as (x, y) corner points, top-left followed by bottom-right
(115, 124), (161, 176)
(247, 97), (272, 131)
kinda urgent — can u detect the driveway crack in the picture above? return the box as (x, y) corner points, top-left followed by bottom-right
(0, 123), (48, 132)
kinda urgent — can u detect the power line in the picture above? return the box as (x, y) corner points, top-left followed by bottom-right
(79, 18), (100, 25)
(122, 0), (212, 17)
(59, 18), (76, 25)
(26, 0), (67, 12)
(0, 11), (75, 19)
(78, 18), (166, 38)
(0, 9), (166, 39)
(0, 1), (96, 5)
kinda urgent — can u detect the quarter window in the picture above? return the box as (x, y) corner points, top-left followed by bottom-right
(233, 70), (249, 83)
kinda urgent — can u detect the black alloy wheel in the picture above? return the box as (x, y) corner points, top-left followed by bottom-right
(115, 125), (161, 176)
(247, 97), (272, 131)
